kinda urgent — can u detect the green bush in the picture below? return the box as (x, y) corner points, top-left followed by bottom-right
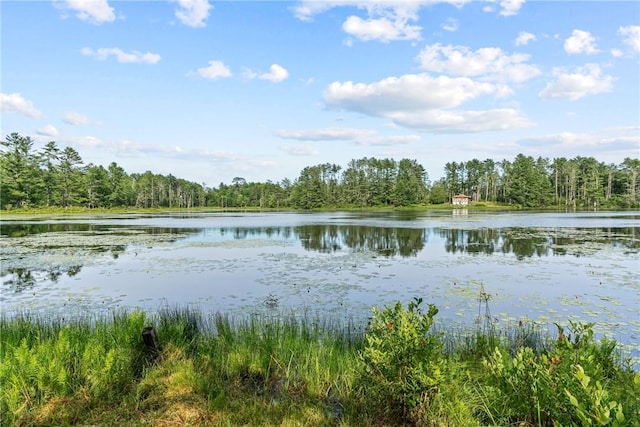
(359, 297), (445, 424)
(480, 320), (639, 426)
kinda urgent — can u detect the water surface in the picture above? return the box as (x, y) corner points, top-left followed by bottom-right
(1, 210), (639, 358)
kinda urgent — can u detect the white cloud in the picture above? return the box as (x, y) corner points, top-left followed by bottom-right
(292, 1), (471, 42)
(610, 49), (624, 58)
(195, 149), (239, 161)
(386, 108), (532, 133)
(70, 135), (103, 148)
(441, 18), (458, 32)
(245, 159), (278, 170)
(37, 125), (59, 138)
(291, 2), (333, 21)
(324, 74), (497, 114)
(261, 64), (289, 82)
(416, 43), (541, 83)
(59, 0), (115, 24)
(356, 134), (420, 146)
(246, 64), (289, 83)
(0, 92), (42, 118)
(275, 127), (419, 146)
(499, 0), (525, 16)
(564, 29), (599, 54)
(515, 31), (536, 46)
(63, 111), (92, 125)
(539, 64), (614, 101)
(516, 128), (640, 154)
(322, 74), (531, 133)
(342, 12), (422, 42)
(279, 144), (320, 156)
(65, 136), (241, 163)
(195, 60), (232, 79)
(619, 25), (640, 53)
(81, 47), (161, 64)
(275, 128), (376, 141)
(292, 1), (471, 21)
(173, 0), (212, 28)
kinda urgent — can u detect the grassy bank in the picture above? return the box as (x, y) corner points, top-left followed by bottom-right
(0, 202), (527, 218)
(1, 303), (638, 426)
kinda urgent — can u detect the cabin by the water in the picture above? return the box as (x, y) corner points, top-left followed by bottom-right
(452, 194), (471, 206)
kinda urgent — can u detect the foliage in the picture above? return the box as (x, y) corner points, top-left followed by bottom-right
(3, 132), (637, 211)
(359, 298), (445, 424)
(1, 306), (638, 426)
(480, 320), (639, 426)
(0, 311), (149, 424)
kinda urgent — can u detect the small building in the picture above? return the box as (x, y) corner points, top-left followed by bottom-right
(452, 194), (471, 206)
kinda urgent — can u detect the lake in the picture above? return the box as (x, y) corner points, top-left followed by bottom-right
(1, 210), (639, 358)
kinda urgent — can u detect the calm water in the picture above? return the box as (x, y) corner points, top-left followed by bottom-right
(1, 210), (639, 356)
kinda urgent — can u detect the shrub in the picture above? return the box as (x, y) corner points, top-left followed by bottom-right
(359, 297), (445, 424)
(480, 321), (638, 426)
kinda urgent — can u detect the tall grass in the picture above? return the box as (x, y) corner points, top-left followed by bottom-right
(1, 306), (638, 426)
(196, 313), (364, 416)
(0, 310), (148, 422)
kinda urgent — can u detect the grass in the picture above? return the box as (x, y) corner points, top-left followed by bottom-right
(1, 305), (638, 426)
(0, 202), (528, 218)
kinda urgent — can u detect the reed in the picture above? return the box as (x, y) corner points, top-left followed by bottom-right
(1, 305), (637, 426)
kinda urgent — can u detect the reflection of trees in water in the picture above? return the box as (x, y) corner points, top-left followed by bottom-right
(216, 225), (426, 256)
(47, 269), (63, 282)
(298, 225), (342, 253)
(2, 268), (36, 291)
(109, 245), (126, 259)
(396, 228), (427, 257)
(219, 226), (293, 240)
(440, 228), (500, 256)
(217, 225), (636, 258)
(1, 223), (93, 237)
(440, 228), (556, 259)
(67, 265), (82, 277)
(501, 231), (550, 259)
(552, 227), (639, 254)
(2, 265), (83, 292)
(1, 223), (198, 238)
(439, 227), (639, 258)
(296, 225), (426, 257)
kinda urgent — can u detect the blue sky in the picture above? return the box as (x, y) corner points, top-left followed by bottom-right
(2, 1), (639, 186)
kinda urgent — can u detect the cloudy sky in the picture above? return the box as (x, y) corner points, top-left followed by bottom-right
(2, 0), (639, 185)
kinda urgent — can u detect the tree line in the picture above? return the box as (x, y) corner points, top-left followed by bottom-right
(1, 132), (638, 210)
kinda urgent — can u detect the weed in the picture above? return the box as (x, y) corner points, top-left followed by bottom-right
(358, 297), (445, 424)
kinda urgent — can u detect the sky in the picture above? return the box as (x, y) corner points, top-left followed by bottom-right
(1, 0), (639, 186)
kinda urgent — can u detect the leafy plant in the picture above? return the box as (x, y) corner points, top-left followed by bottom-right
(481, 321), (638, 426)
(563, 364), (626, 426)
(359, 297), (445, 424)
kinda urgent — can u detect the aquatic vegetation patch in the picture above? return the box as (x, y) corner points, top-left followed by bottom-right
(0, 229), (191, 273)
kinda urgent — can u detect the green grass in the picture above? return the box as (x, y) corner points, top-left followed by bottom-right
(1, 305), (638, 426)
(0, 202), (536, 218)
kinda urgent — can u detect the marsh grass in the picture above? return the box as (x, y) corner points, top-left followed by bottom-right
(1, 305), (638, 426)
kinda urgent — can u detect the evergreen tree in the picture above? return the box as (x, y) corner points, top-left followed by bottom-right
(58, 147), (84, 207)
(38, 141), (61, 206)
(1, 133), (41, 208)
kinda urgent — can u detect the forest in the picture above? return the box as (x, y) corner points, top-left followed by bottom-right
(1, 132), (639, 210)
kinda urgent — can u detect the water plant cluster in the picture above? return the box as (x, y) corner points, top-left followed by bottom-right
(1, 301), (638, 426)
